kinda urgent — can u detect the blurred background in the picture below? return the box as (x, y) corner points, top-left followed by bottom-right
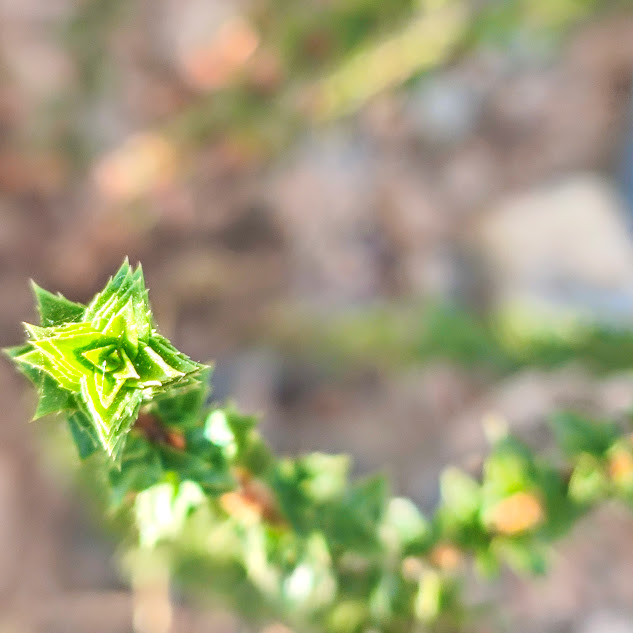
(3, 0), (633, 631)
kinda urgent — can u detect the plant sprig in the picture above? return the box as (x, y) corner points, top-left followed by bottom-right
(6, 259), (205, 459)
(7, 261), (633, 633)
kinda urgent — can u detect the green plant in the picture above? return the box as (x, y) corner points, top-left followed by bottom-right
(7, 261), (633, 632)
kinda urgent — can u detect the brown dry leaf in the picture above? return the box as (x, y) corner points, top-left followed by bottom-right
(608, 449), (633, 486)
(220, 467), (283, 525)
(429, 543), (463, 571)
(487, 491), (545, 535)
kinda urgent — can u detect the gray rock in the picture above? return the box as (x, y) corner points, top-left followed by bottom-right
(579, 611), (633, 633)
(476, 174), (633, 320)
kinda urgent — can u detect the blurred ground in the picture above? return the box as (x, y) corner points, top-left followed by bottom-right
(3, 1), (633, 632)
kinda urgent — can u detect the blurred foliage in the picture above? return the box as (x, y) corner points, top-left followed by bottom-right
(268, 301), (633, 377)
(52, 0), (627, 171)
(151, 408), (633, 633)
(9, 265), (633, 632)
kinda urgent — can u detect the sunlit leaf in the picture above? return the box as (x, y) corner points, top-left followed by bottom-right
(7, 259), (207, 459)
(31, 281), (85, 327)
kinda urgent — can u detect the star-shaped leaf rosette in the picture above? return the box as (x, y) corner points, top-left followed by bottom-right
(6, 260), (206, 460)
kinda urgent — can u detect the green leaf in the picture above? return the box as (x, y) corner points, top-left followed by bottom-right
(272, 458), (313, 532)
(369, 573), (404, 624)
(282, 533), (336, 611)
(11, 353), (45, 387)
(19, 323), (111, 392)
(34, 373), (75, 419)
(134, 343), (184, 384)
(158, 445), (234, 494)
(551, 411), (620, 458)
(300, 453), (351, 503)
(382, 497), (430, 555)
(80, 378), (143, 457)
(108, 434), (164, 504)
(204, 409), (238, 458)
(414, 570), (442, 623)
(147, 334), (203, 375)
(67, 410), (100, 459)
(271, 453), (355, 537)
(495, 538), (548, 576)
(222, 406), (271, 473)
(439, 468), (481, 522)
(7, 345), (75, 418)
(474, 547), (500, 578)
(31, 281), (85, 327)
(4, 344), (30, 360)
(327, 600), (369, 633)
(568, 455), (609, 505)
(326, 475), (387, 552)
(153, 367), (211, 428)
(134, 479), (206, 548)
(84, 260), (155, 361)
(482, 437), (537, 500)
(224, 406), (258, 446)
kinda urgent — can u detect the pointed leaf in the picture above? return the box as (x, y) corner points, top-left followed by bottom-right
(4, 343), (32, 360)
(134, 343), (184, 384)
(67, 410), (100, 459)
(33, 373), (75, 419)
(148, 334), (204, 375)
(31, 281), (85, 327)
(108, 434), (163, 504)
(152, 367), (211, 428)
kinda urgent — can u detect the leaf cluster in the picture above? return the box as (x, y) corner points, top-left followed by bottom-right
(7, 260), (205, 459)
